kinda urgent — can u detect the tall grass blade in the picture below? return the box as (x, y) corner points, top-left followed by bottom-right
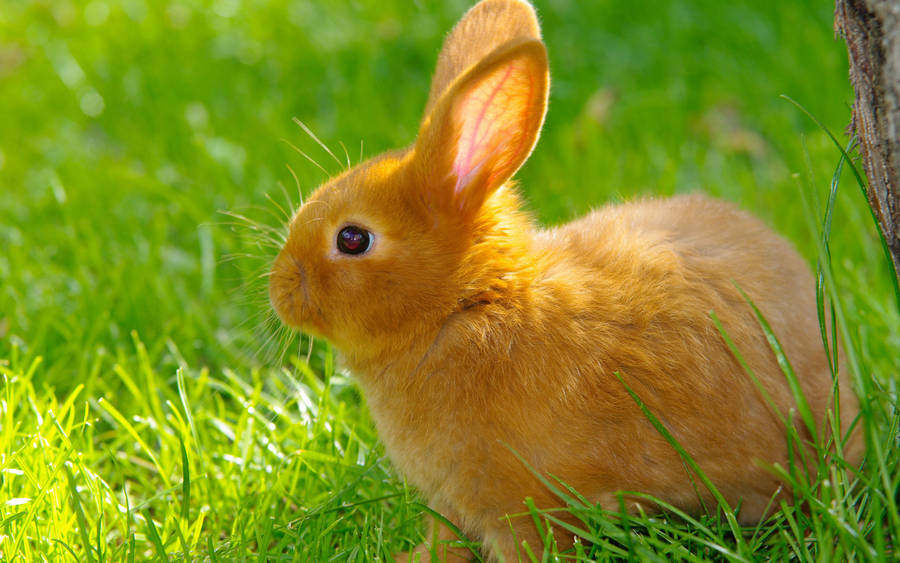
(733, 284), (820, 447)
(143, 509), (171, 563)
(782, 94), (900, 312)
(64, 464), (96, 563)
(179, 437), (191, 525)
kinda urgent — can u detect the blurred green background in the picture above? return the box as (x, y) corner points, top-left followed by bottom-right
(1, 0), (897, 559)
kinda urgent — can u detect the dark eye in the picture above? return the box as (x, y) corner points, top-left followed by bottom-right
(337, 225), (373, 255)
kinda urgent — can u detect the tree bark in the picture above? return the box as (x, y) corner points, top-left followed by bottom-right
(835, 0), (900, 280)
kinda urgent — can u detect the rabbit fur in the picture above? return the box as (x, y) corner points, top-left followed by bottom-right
(269, 0), (862, 560)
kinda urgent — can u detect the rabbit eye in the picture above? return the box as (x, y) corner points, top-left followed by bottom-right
(337, 225), (373, 255)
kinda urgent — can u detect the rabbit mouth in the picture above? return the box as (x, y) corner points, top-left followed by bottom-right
(269, 253), (316, 330)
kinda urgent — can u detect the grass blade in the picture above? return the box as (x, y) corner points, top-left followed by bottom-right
(782, 94), (900, 312)
(143, 509), (171, 563)
(732, 284), (820, 447)
(613, 372), (750, 559)
(64, 464), (96, 563)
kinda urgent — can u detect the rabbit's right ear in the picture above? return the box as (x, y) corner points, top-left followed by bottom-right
(413, 38), (549, 220)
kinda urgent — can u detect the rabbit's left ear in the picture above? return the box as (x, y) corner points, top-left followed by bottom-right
(414, 38), (549, 219)
(423, 0), (542, 116)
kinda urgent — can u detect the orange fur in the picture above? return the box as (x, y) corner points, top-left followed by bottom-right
(269, 1), (862, 560)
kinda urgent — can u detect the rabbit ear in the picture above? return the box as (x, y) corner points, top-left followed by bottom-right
(414, 38), (549, 219)
(424, 0), (541, 116)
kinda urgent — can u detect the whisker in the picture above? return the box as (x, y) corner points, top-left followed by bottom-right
(222, 280), (270, 299)
(301, 198), (332, 214)
(244, 311), (281, 348)
(285, 164), (304, 207)
(338, 140), (351, 169)
(240, 201), (291, 229)
(240, 288), (275, 304)
(299, 216), (326, 228)
(305, 334), (315, 364)
(281, 327), (296, 366)
(230, 302), (270, 323)
(218, 209), (282, 230)
(293, 117), (344, 169)
(269, 323), (291, 367)
(215, 219), (275, 237)
(218, 228), (283, 245)
(222, 258), (268, 274)
(219, 252), (268, 264)
(218, 236), (282, 253)
(359, 139), (364, 165)
(258, 322), (287, 363)
(268, 185), (291, 223)
(282, 138), (329, 175)
(254, 309), (278, 332)
(238, 306), (274, 324)
(212, 171), (320, 371)
(240, 295), (302, 369)
(217, 212), (287, 242)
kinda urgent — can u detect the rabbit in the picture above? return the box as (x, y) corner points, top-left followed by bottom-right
(268, 0), (863, 560)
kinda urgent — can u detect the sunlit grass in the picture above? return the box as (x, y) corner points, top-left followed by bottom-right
(1, 0), (898, 560)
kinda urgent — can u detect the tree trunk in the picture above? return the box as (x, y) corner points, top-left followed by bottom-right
(834, 0), (900, 281)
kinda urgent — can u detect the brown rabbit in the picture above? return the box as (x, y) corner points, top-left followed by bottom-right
(269, 0), (862, 560)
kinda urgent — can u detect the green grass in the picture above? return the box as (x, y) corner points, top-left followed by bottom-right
(1, 0), (898, 560)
